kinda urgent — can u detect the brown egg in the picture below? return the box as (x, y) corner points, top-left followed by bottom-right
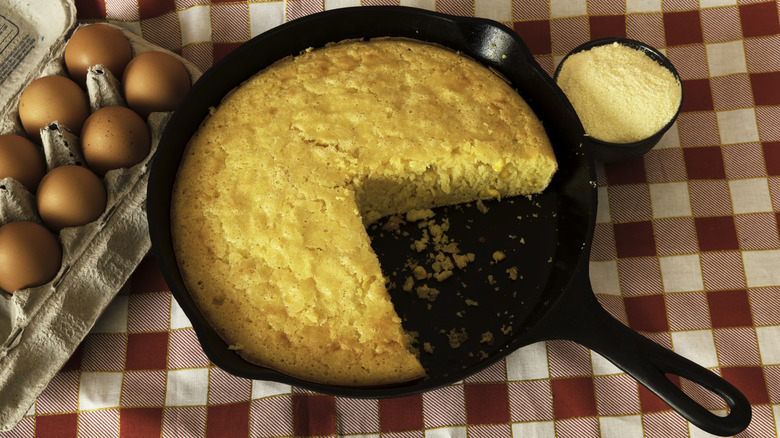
(64, 23), (133, 88)
(37, 165), (107, 232)
(0, 221), (62, 293)
(0, 134), (46, 192)
(122, 51), (191, 119)
(18, 75), (90, 143)
(81, 106), (151, 176)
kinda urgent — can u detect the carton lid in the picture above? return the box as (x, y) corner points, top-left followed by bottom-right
(0, 0), (76, 120)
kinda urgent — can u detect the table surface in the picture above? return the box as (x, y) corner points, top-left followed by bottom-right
(4, 0), (779, 437)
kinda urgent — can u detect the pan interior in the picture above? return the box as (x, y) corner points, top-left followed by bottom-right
(369, 192), (559, 379)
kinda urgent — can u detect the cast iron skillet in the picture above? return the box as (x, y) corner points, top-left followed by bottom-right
(147, 6), (751, 436)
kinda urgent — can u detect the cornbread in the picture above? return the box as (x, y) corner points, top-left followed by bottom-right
(171, 38), (557, 386)
(556, 42), (682, 144)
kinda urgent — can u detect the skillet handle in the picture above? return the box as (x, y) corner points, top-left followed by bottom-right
(533, 267), (752, 437)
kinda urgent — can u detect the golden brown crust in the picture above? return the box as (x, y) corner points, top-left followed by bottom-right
(171, 38), (556, 386)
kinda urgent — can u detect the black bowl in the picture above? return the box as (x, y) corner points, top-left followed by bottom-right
(553, 37), (683, 163)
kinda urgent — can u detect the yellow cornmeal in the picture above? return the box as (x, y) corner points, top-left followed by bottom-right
(171, 38), (557, 386)
(556, 42), (682, 144)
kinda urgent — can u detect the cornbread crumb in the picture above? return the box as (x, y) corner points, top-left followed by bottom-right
(406, 215), (474, 290)
(492, 251), (506, 263)
(442, 242), (460, 254)
(406, 209), (435, 222)
(556, 42), (681, 143)
(412, 266), (427, 281)
(433, 270), (453, 282)
(382, 215), (404, 233)
(446, 328), (469, 349)
(412, 234), (429, 252)
(431, 253), (454, 275)
(453, 253), (476, 269)
(171, 38), (557, 386)
(416, 285), (440, 302)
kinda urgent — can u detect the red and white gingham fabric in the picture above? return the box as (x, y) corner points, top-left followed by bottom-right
(3, 0), (779, 437)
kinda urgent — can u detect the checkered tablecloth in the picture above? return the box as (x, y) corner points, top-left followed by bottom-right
(2, 0), (779, 437)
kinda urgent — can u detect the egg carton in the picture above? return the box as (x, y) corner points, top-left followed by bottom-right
(0, 0), (202, 430)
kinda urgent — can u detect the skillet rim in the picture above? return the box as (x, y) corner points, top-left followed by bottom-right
(147, 5), (593, 397)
